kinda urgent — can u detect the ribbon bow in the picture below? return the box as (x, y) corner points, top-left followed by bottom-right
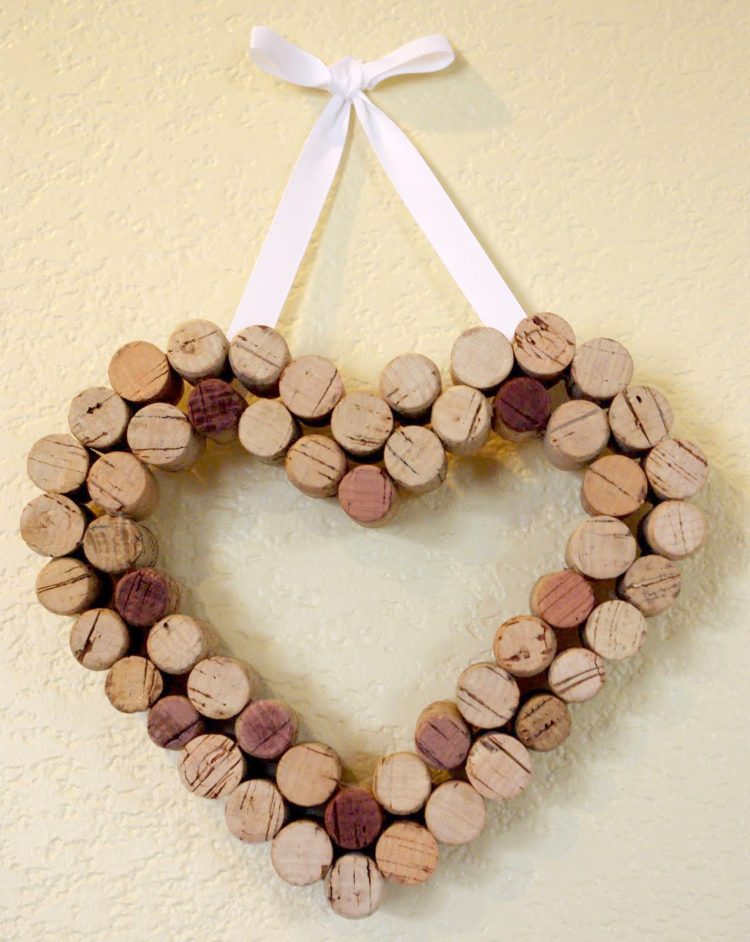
(229, 27), (525, 338)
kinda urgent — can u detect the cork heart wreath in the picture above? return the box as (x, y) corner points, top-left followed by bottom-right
(21, 313), (710, 919)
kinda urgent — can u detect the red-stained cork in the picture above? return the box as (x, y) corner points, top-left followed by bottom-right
(114, 567), (181, 628)
(324, 786), (384, 850)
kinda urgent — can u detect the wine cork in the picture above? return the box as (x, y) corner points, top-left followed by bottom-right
(492, 376), (551, 441)
(641, 500), (707, 560)
(104, 655), (164, 713)
(530, 570), (595, 628)
(108, 341), (181, 404)
(177, 733), (245, 799)
(583, 599), (647, 661)
(383, 425), (446, 494)
(414, 700), (471, 770)
(331, 393), (394, 457)
(187, 656), (260, 720)
(225, 779), (287, 843)
(187, 379), (246, 443)
(229, 325), (291, 393)
(146, 614), (213, 675)
(371, 752), (432, 815)
(337, 466), (398, 527)
(609, 385), (674, 453)
(238, 399), (298, 462)
(465, 733), (532, 801)
(492, 615), (557, 678)
(431, 385), (491, 456)
(324, 787), (384, 850)
(27, 434), (90, 495)
(166, 319), (228, 383)
(456, 662), (520, 729)
(271, 820), (334, 886)
(69, 608), (130, 671)
(276, 742), (342, 807)
(127, 403), (204, 471)
(68, 387), (130, 450)
(20, 493), (86, 557)
(513, 312), (576, 381)
(147, 694), (205, 749)
(548, 648), (606, 703)
(565, 515), (637, 580)
(114, 568), (181, 628)
(581, 454), (648, 518)
(644, 438), (708, 501)
(568, 337), (634, 402)
(450, 326), (514, 391)
(379, 353), (441, 419)
(424, 780), (486, 846)
(35, 557), (101, 615)
(279, 355), (344, 423)
(515, 693), (571, 752)
(234, 699), (298, 759)
(324, 853), (384, 920)
(544, 400), (610, 470)
(285, 434), (347, 498)
(83, 514), (158, 574)
(375, 821), (438, 886)
(87, 452), (159, 520)
(618, 554), (682, 616)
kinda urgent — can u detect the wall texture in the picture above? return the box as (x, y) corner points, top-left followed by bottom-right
(2, 2), (749, 940)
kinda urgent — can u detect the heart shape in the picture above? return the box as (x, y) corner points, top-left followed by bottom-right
(21, 312), (709, 919)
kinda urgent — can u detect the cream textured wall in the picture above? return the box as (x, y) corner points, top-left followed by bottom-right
(2, 1), (749, 940)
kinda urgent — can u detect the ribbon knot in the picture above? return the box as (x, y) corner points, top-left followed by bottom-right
(327, 57), (365, 100)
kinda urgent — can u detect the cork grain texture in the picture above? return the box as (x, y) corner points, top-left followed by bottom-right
(2, 1), (749, 940)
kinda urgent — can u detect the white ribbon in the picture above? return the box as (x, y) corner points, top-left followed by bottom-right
(228, 26), (525, 339)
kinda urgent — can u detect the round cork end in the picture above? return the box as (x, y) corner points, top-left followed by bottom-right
(513, 312), (575, 380)
(337, 466), (398, 527)
(493, 376), (551, 440)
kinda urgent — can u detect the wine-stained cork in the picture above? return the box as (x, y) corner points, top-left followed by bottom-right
(568, 338), (633, 402)
(337, 466), (398, 527)
(414, 700), (471, 770)
(225, 779), (287, 843)
(379, 353), (441, 419)
(512, 313), (575, 381)
(69, 608), (130, 671)
(565, 515), (637, 580)
(285, 434), (347, 498)
(324, 787), (384, 850)
(187, 656), (260, 720)
(229, 325), (291, 393)
(146, 614), (213, 675)
(548, 648), (606, 703)
(147, 694), (205, 749)
(87, 452), (159, 520)
(609, 385), (673, 453)
(20, 493), (86, 557)
(492, 376), (551, 441)
(238, 399), (298, 462)
(187, 379), (246, 443)
(372, 752), (431, 815)
(272, 820), (334, 886)
(83, 514), (158, 574)
(544, 400), (610, 470)
(431, 385), (491, 456)
(166, 319), (228, 383)
(105, 655), (164, 713)
(114, 568), (181, 627)
(450, 326), (514, 391)
(68, 387), (130, 450)
(235, 699), (299, 760)
(641, 500), (707, 560)
(456, 662), (520, 729)
(383, 426), (446, 494)
(279, 355), (344, 423)
(324, 853), (384, 920)
(465, 733), (532, 801)
(375, 821), (438, 886)
(583, 599), (647, 661)
(331, 393), (394, 457)
(644, 438), (708, 500)
(177, 733), (245, 799)
(108, 341), (181, 404)
(276, 742), (342, 807)
(27, 434), (90, 495)
(424, 780), (486, 846)
(581, 454), (648, 518)
(35, 557), (101, 615)
(514, 693), (571, 752)
(530, 570), (595, 628)
(618, 554), (682, 616)
(492, 615), (557, 677)
(127, 403), (204, 471)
